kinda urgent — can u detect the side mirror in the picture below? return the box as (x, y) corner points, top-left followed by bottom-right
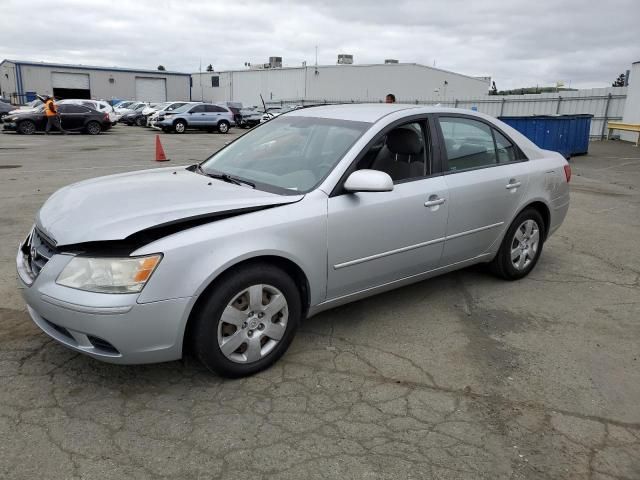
(344, 169), (394, 193)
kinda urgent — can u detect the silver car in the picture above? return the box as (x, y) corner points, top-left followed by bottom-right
(16, 104), (570, 377)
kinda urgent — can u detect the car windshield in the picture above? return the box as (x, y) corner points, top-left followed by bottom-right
(200, 115), (371, 194)
(171, 103), (197, 113)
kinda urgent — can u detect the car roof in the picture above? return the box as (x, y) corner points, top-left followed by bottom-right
(285, 103), (425, 122)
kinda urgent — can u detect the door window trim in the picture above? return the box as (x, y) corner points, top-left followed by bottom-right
(330, 114), (443, 197)
(433, 113), (528, 176)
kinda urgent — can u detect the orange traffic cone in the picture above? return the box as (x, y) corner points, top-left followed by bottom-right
(155, 135), (169, 162)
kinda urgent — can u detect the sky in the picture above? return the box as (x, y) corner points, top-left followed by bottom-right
(1, 0), (638, 90)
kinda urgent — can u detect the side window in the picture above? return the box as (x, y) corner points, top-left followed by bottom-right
(211, 76), (220, 87)
(439, 117), (497, 171)
(59, 104), (87, 113)
(358, 121), (429, 183)
(190, 105), (205, 113)
(494, 129), (517, 163)
(209, 105), (227, 113)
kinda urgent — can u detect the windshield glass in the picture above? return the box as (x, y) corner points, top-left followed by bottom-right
(171, 103), (197, 114)
(200, 115), (371, 193)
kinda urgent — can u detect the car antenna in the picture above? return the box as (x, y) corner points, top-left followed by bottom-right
(260, 94), (267, 114)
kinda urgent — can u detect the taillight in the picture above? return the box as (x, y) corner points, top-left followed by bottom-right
(103, 113), (109, 121)
(564, 164), (571, 183)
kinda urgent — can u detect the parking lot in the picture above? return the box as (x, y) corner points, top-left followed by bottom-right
(1, 126), (639, 479)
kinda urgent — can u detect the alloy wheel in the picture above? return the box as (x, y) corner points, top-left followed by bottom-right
(217, 284), (288, 364)
(510, 219), (540, 270)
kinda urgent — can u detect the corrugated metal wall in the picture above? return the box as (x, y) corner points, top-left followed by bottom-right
(268, 87), (627, 138)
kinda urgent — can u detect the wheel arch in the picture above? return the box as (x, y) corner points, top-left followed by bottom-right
(517, 200), (551, 240)
(182, 254), (311, 356)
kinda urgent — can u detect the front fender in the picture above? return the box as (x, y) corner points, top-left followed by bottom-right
(134, 192), (328, 307)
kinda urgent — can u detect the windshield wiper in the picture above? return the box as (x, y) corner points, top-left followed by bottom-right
(191, 164), (255, 188)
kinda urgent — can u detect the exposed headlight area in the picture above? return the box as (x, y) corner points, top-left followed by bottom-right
(56, 254), (162, 293)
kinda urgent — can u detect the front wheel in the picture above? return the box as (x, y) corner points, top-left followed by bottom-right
(85, 121), (101, 135)
(174, 120), (187, 133)
(192, 263), (301, 378)
(17, 120), (36, 135)
(135, 116), (145, 127)
(490, 208), (545, 280)
(217, 121), (230, 134)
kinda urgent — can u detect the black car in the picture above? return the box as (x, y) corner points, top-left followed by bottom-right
(0, 101), (14, 122)
(119, 104), (151, 126)
(3, 104), (112, 135)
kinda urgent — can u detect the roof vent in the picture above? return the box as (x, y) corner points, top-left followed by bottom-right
(268, 57), (282, 68)
(337, 54), (354, 65)
(384, 59), (399, 64)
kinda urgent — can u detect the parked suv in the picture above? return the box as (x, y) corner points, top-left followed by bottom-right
(155, 102), (235, 133)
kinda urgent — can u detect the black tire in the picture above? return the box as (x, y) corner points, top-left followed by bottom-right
(174, 120), (187, 134)
(490, 208), (545, 280)
(85, 121), (101, 135)
(192, 263), (301, 378)
(217, 120), (230, 134)
(135, 116), (145, 127)
(17, 120), (36, 135)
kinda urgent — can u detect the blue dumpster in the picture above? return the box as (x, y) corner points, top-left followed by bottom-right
(498, 114), (592, 158)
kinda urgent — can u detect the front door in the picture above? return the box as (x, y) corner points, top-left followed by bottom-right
(435, 115), (529, 265)
(326, 119), (449, 300)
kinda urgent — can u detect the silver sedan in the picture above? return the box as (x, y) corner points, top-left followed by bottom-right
(17, 104), (570, 377)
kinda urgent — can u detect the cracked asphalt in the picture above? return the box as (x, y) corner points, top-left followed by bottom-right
(1, 126), (639, 479)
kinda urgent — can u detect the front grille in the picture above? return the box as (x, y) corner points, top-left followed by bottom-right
(25, 228), (58, 277)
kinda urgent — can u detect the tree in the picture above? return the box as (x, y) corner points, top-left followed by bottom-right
(157, 65), (166, 71)
(206, 64), (213, 72)
(612, 73), (626, 87)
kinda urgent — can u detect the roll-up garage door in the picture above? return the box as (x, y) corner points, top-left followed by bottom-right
(52, 72), (91, 99)
(135, 77), (167, 102)
(52, 72), (90, 89)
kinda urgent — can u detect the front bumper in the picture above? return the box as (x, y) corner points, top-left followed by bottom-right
(3, 122), (17, 131)
(16, 239), (193, 364)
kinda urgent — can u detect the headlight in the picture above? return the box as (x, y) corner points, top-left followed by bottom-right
(56, 254), (162, 294)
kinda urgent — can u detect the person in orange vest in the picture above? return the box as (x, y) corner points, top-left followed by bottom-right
(44, 96), (67, 134)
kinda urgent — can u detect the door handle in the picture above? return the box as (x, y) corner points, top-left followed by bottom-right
(424, 197), (446, 207)
(506, 179), (521, 189)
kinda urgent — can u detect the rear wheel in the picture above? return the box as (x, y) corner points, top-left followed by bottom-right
(192, 263), (301, 378)
(85, 121), (101, 135)
(217, 121), (230, 134)
(174, 120), (187, 133)
(491, 208), (545, 280)
(17, 120), (36, 135)
(135, 116), (145, 126)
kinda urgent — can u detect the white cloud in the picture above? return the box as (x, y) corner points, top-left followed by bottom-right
(0, 0), (637, 90)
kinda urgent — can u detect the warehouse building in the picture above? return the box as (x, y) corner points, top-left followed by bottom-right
(191, 59), (491, 106)
(0, 59), (191, 104)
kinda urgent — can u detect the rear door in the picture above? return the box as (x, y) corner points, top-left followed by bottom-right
(57, 104), (86, 130)
(435, 115), (529, 265)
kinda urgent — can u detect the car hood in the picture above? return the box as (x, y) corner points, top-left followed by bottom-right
(36, 167), (303, 246)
